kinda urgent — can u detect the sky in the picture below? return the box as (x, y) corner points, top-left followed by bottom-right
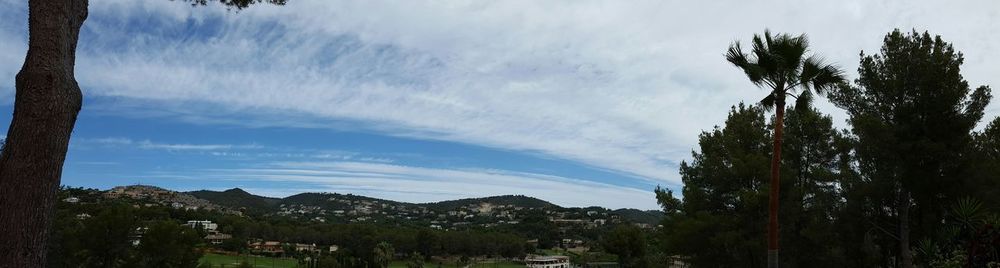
(0, 0), (997, 210)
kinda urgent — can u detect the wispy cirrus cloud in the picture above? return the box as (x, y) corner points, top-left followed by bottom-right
(81, 137), (262, 151)
(2, 0), (998, 189)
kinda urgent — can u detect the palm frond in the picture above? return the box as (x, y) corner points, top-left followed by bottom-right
(771, 33), (809, 79)
(751, 33), (780, 82)
(799, 56), (846, 95)
(951, 197), (984, 227)
(811, 65), (846, 94)
(729, 30), (845, 109)
(726, 42), (765, 86)
(759, 93), (777, 111)
(794, 91), (814, 112)
(916, 238), (938, 259)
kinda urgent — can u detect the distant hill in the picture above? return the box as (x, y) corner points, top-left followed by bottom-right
(423, 195), (556, 211)
(280, 192), (404, 208)
(114, 186), (663, 225)
(186, 188), (280, 212)
(612, 208), (664, 225)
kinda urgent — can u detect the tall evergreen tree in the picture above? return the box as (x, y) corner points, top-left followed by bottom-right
(132, 221), (204, 268)
(829, 29), (992, 268)
(658, 100), (852, 267)
(601, 225), (648, 268)
(969, 117), (1000, 207)
(726, 30), (845, 267)
(660, 104), (772, 267)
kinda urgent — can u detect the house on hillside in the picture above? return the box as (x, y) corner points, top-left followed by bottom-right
(184, 220), (218, 231)
(130, 227), (149, 246)
(204, 231), (232, 245)
(525, 255), (570, 268)
(250, 241), (284, 255)
(295, 243), (320, 253)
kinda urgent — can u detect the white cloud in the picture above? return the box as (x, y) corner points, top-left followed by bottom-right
(3, 0), (999, 188)
(191, 161), (660, 209)
(80, 137), (261, 151)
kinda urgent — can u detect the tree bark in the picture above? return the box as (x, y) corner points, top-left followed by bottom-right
(0, 0), (88, 267)
(898, 189), (912, 268)
(768, 97), (785, 268)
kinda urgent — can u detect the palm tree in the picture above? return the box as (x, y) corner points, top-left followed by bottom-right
(374, 241), (395, 268)
(725, 30), (845, 268)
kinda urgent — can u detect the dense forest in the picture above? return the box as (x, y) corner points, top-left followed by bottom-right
(48, 189), (530, 268)
(45, 186), (656, 268)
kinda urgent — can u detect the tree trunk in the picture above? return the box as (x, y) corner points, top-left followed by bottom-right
(898, 189), (912, 268)
(0, 0), (88, 267)
(768, 97), (785, 268)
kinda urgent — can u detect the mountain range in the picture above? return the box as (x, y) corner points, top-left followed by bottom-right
(97, 185), (663, 225)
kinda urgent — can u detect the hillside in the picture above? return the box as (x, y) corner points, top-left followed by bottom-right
(187, 188), (280, 212)
(105, 185), (662, 226)
(281, 192), (404, 207)
(422, 195), (556, 211)
(612, 208), (664, 225)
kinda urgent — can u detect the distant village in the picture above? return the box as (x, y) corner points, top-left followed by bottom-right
(63, 185), (660, 259)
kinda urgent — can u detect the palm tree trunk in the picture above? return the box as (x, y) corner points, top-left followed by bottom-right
(0, 0), (88, 267)
(768, 98), (785, 268)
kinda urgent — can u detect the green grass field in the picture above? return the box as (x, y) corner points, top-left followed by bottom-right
(199, 253), (300, 268)
(469, 261), (524, 268)
(389, 260), (466, 268)
(539, 249), (574, 256)
(199, 254), (522, 268)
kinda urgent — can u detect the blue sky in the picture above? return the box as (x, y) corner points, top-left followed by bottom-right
(1, 0), (997, 209)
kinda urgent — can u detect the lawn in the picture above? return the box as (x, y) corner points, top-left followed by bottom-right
(539, 249), (575, 256)
(469, 261), (524, 268)
(389, 260), (465, 268)
(199, 253), (300, 268)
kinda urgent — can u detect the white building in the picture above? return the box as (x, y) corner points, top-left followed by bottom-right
(184, 220), (218, 231)
(525, 255), (570, 268)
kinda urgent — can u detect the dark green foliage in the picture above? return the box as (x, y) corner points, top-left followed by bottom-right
(610, 209), (664, 225)
(830, 30), (991, 205)
(187, 188), (280, 213)
(663, 29), (998, 267)
(829, 29), (993, 267)
(659, 104), (772, 267)
(77, 205), (138, 268)
(46, 204), (205, 268)
(773, 92), (851, 266)
(916, 198), (1000, 267)
(133, 221), (204, 267)
(221, 236), (249, 253)
(47, 195), (531, 268)
(458, 256), (471, 267)
(407, 252), (425, 268)
(659, 101), (852, 267)
(725, 30), (847, 268)
(969, 118), (1000, 207)
(373, 242), (394, 268)
(601, 225), (647, 268)
(726, 30), (845, 109)
(422, 195), (555, 211)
